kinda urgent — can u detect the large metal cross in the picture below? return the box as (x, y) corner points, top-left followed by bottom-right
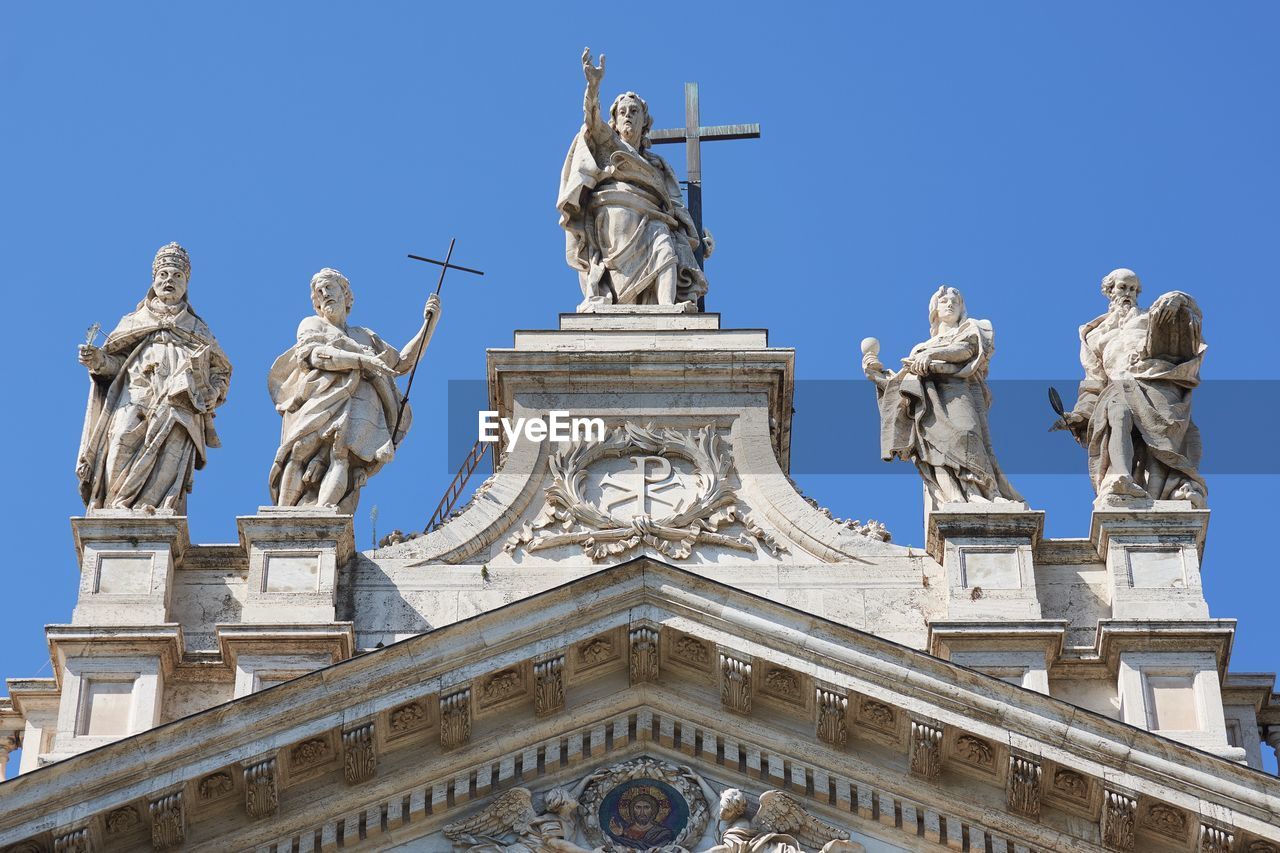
(650, 81), (761, 270)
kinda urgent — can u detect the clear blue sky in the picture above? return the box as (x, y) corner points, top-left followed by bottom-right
(3, 3), (1278, 775)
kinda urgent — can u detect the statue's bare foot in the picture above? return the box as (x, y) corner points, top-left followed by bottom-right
(1170, 483), (1206, 508)
(1104, 474), (1149, 499)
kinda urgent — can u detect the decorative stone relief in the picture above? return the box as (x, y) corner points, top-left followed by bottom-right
(504, 425), (785, 561)
(440, 689), (471, 750)
(578, 636), (615, 666)
(1200, 824), (1234, 853)
(105, 806), (140, 835)
(1051, 767), (1088, 801)
(198, 771), (233, 801)
(389, 700), (427, 734)
(342, 723), (376, 785)
(1007, 755), (1042, 820)
(575, 757), (711, 850)
(1248, 841), (1280, 853)
(909, 720), (943, 779)
(534, 656), (566, 717)
(1144, 803), (1188, 839)
(628, 626), (659, 683)
(443, 786), (583, 851)
(816, 688), (848, 747)
(1101, 790), (1136, 852)
(243, 758), (279, 819)
(480, 669), (523, 705)
(710, 788), (859, 853)
(857, 698), (896, 732)
(148, 791), (184, 851)
(763, 667), (802, 703)
(721, 653), (752, 714)
(672, 635), (711, 669)
(290, 736), (329, 769)
(954, 735), (994, 770)
(52, 829), (90, 853)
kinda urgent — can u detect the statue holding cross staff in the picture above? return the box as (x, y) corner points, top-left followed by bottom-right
(266, 267), (445, 514)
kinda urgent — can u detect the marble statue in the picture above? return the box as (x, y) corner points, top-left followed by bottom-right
(558, 48), (708, 312)
(267, 269), (441, 514)
(441, 787), (588, 852)
(861, 286), (1022, 508)
(708, 789), (862, 853)
(1053, 268), (1206, 506)
(76, 243), (232, 514)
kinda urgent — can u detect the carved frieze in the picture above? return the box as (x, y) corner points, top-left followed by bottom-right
(480, 669), (523, 705)
(1101, 790), (1136, 852)
(1144, 803), (1188, 839)
(1051, 767), (1088, 801)
(534, 657), (566, 717)
(243, 758), (278, 819)
(815, 688), (848, 747)
(577, 635), (616, 668)
(909, 720), (943, 779)
(342, 723), (376, 785)
(857, 698), (896, 732)
(503, 425), (784, 561)
(1247, 840), (1280, 853)
(389, 700), (428, 734)
(720, 654), (752, 714)
(628, 626), (659, 683)
(440, 689), (471, 750)
(672, 635), (711, 669)
(105, 806), (140, 835)
(290, 736), (330, 770)
(1007, 755), (1042, 820)
(198, 771), (233, 801)
(762, 667), (802, 703)
(148, 791), (184, 851)
(954, 735), (994, 770)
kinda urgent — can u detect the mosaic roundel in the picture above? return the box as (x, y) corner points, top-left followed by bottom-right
(600, 777), (689, 849)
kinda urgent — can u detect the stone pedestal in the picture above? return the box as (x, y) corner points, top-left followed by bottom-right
(929, 622), (1065, 694)
(1089, 502), (1210, 620)
(926, 503), (1044, 621)
(70, 513), (190, 625)
(236, 507), (354, 624)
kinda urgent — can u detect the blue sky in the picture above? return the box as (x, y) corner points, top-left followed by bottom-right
(2, 3), (1278, 775)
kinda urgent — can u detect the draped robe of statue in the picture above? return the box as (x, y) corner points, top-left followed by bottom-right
(1074, 292), (1206, 502)
(874, 317), (1022, 507)
(267, 316), (410, 514)
(558, 123), (707, 310)
(77, 298), (231, 513)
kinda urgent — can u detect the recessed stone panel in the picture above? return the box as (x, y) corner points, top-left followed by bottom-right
(1126, 549), (1185, 588)
(95, 554), (154, 594)
(80, 679), (134, 736)
(263, 554), (321, 593)
(959, 548), (1021, 589)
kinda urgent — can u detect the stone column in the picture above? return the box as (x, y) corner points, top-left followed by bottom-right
(0, 732), (19, 781)
(1265, 727), (1280, 773)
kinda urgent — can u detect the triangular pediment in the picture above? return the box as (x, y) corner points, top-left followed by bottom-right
(2, 560), (1277, 852)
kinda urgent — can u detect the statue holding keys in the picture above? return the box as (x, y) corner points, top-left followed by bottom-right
(861, 286), (1023, 509)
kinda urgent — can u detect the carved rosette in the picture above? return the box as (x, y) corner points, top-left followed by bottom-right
(858, 698), (896, 732)
(198, 771), (233, 801)
(763, 667), (802, 703)
(243, 758), (279, 820)
(52, 829), (90, 853)
(105, 806), (140, 835)
(575, 757), (710, 850)
(955, 735), (994, 770)
(1144, 803), (1188, 839)
(290, 736), (330, 769)
(342, 723), (377, 785)
(1051, 767), (1088, 801)
(1199, 824), (1234, 853)
(1007, 755), (1042, 820)
(503, 425), (785, 561)
(628, 626), (659, 683)
(673, 635), (711, 669)
(720, 653), (752, 714)
(909, 720), (943, 779)
(440, 689), (471, 750)
(816, 688), (848, 747)
(578, 636), (615, 667)
(1101, 790), (1136, 852)
(389, 700), (428, 734)
(481, 670), (522, 705)
(148, 791), (185, 851)
(533, 657), (566, 717)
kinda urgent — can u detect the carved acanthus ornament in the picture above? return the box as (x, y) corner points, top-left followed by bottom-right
(629, 626), (659, 683)
(52, 829), (90, 853)
(721, 653), (752, 713)
(816, 688), (848, 747)
(534, 656), (566, 717)
(1007, 755), (1042, 820)
(440, 689), (471, 750)
(909, 720), (943, 779)
(1200, 824), (1234, 853)
(503, 425), (785, 560)
(1101, 790), (1136, 851)
(148, 791), (185, 851)
(243, 758), (279, 819)
(342, 723), (376, 785)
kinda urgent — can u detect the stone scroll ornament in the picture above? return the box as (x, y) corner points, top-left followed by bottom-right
(576, 757), (710, 851)
(504, 424), (785, 561)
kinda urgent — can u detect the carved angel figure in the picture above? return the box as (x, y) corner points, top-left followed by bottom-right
(708, 789), (863, 853)
(442, 787), (589, 852)
(1053, 269), (1207, 506)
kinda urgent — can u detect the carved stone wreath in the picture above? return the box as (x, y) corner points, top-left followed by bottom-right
(504, 424), (785, 561)
(576, 756), (710, 850)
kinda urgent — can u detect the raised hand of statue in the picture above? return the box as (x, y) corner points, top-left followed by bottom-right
(423, 293), (442, 323)
(77, 343), (106, 373)
(581, 47), (605, 88)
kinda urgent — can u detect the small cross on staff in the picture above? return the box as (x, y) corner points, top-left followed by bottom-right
(651, 81), (761, 274)
(392, 238), (484, 443)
